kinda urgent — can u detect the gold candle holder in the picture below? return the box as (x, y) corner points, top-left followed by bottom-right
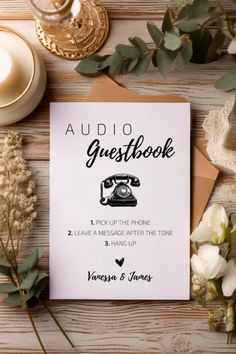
(28, 0), (109, 60)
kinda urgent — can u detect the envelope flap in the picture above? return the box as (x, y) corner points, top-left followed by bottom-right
(193, 146), (218, 180)
(88, 75), (188, 103)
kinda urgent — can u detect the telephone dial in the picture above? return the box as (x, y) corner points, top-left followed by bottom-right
(100, 174), (140, 207)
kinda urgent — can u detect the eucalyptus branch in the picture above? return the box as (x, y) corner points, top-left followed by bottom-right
(75, 0), (236, 100)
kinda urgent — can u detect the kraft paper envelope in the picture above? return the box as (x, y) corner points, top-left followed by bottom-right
(87, 75), (219, 230)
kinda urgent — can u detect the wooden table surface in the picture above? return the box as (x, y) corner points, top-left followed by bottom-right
(1, 1), (236, 353)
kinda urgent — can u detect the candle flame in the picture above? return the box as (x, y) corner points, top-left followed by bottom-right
(0, 49), (12, 84)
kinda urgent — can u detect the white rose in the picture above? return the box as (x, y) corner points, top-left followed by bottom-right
(191, 203), (228, 243)
(222, 259), (236, 297)
(191, 244), (228, 279)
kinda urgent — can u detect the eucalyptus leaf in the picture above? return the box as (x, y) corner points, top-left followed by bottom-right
(129, 36), (149, 55)
(206, 30), (225, 63)
(26, 287), (36, 301)
(107, 52), (123, 76)
(0, 266), (10, 275)
(152, 50), (158, 67)
(190, 0), (210, 18)
(135, 54), (152, 76)
(164, 31), (182, 51)
(156, 48), (177, 77)
(0, 256), (10, 268)
(177, 0), (210, 21)
(4, 292), (22, 307)
(208, 6), (220, 22)
(177, 4), (192, 20)
(190, 28), (212, 63)
(147, 22), (163, 47)
(75, 58), (100, 74)
(120, 58), (138, 74)
(0, 283), (18, 293)
(162, 8), (174, 33)
(176, 18), (200, 32)
(96, 56), (113, 70)
(34, 276), (49, 298)
(181, 40), (193, 63)
(75, 54), (109, 74)
(18, 248), (44, 275)
(116, 44), (140, 59)
(21, 269), (38, 290)
(214, 69), (236, 91)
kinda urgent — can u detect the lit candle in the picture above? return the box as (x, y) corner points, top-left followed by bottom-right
(0, 26), (47, 125)
(0, 29), (34, 107)
(0, 48), (13, 93)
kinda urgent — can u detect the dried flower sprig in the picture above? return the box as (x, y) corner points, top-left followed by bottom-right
(0, 133), (74, 353)
(190, 203), (236, 344)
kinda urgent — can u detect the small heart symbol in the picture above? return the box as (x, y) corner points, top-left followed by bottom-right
(115, 257), (125, 267)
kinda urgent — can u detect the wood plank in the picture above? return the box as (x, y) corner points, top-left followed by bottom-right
(0, 299), (235, 353)
(0, 0), (236, 19)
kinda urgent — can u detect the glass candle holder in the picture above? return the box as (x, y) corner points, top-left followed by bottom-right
(28, 0), (109, 60)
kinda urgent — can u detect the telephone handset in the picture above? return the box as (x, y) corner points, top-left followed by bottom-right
(100, 174), (140, 207)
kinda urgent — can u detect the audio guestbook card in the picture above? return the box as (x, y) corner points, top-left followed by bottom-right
(50, 102), (190, 300)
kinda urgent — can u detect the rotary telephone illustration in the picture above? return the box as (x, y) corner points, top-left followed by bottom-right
(100, 174), (140, 207)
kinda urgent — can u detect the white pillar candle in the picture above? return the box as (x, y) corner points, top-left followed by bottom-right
(0, 30), (34, 107)
(0, 26), (47, 125)
(0, 48), (13, 91)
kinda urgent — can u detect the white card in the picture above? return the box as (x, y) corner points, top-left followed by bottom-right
(50, 102), (190, 300)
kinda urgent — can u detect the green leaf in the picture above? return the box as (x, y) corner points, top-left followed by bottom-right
(190, 28), (212, 63)
(152, 50), (157, 67)
(177, 4), (192, 20)
(135, 54), (152, 76)
(0, 256), (11, 275)
(0, 283), (18, 293)
(4, 293), (22, 307)
(164, 31), (182, 51)
(18, 248), (44, 275)
(162, 8), (174, 33)
(21, 269), (38, 290)
(0, 266), (10, 275)
(176, 18), (200, 32)
(75, 55), (109, 74)
(75, 58), (99, 74)
(26, 287), (35, 301)
(206, 30), (225, 63)
(147, 22), (163, 47)
(34, 276), (49, 298)
(129, 36), (149, 56)
(120, 58), (138, 74)
(116, 44), (140, 59)
(177, 0), (210, 21)
(156, 48), (177, 77)
(107, 53), (123, 76)
(191, 0), (210, 17)
(181, 40), (193, 63)
(214, 69), (236, 92)
(0, 256), (10, 268)
(96, 56), (112, 70)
